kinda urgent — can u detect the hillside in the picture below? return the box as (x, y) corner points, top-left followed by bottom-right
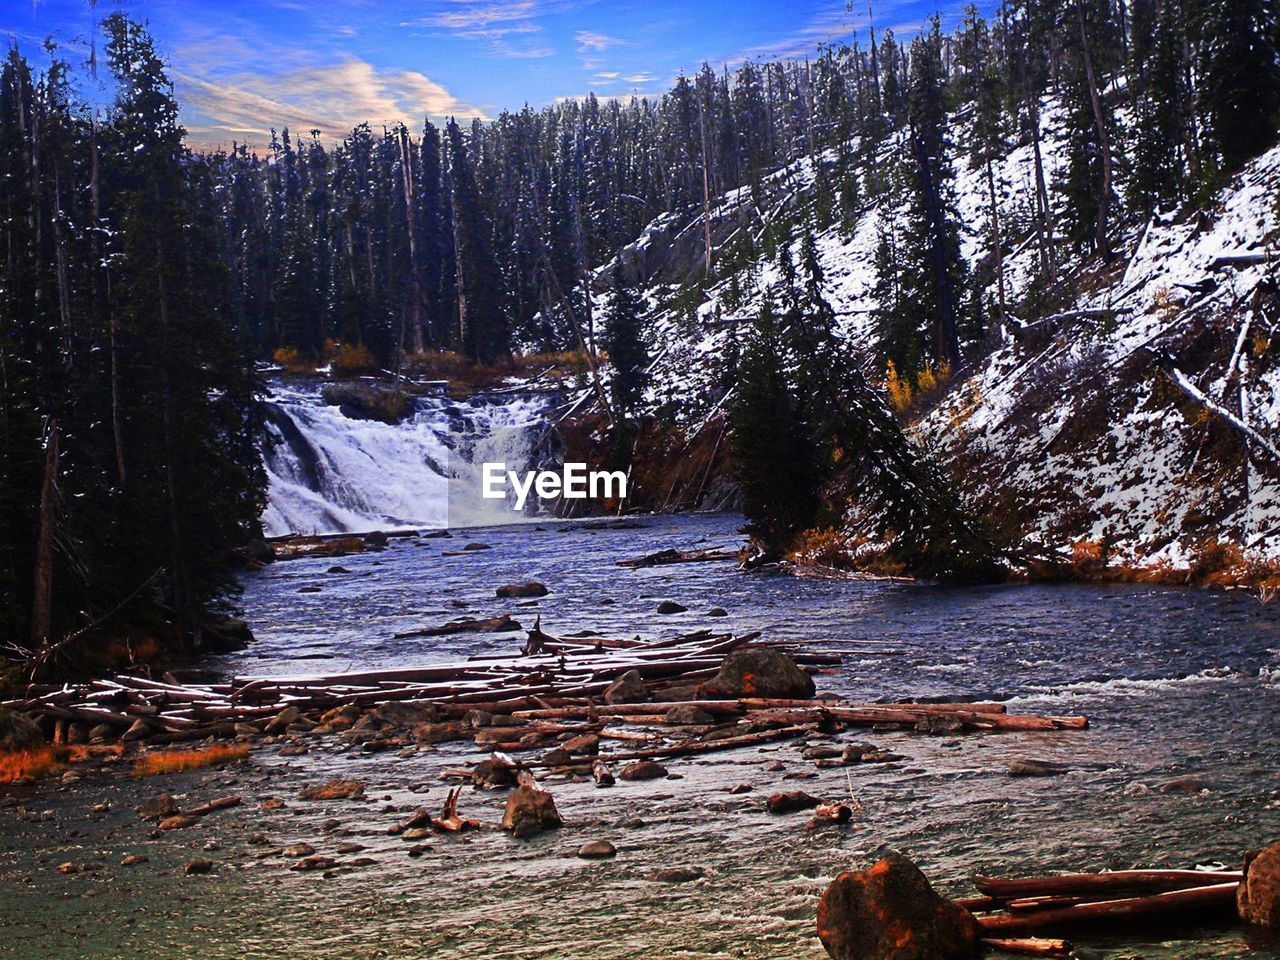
(595, 93), (1280, 572)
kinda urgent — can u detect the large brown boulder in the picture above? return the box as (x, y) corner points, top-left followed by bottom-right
(603, 669), (647, 705)
(700, 646), (815, 699)
(501, 783), (563, 838)
(1239, 842), (1280, 927)
(817, 852), (982, 960)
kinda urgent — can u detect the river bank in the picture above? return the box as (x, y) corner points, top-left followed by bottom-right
(3, 514), (1280, 959)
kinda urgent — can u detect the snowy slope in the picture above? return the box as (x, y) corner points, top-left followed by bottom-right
(598, 95), (1280, 564)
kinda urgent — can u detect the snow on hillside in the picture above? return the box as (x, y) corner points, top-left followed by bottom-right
(603, 94), (1280, 563)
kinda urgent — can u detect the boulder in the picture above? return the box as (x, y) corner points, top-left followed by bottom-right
(0, 707), (44, 752)
(603, 669), (647, 705)
(578, 839), (618, 859)
(265, 706), (300, 734)
(619, 760), (668, 781)
(184, 859), (214, 876)
(1239, 842), (1280, 927)
(561, 733), (600, 755)
(706, 607), (729, 617)
(1008, 759), (1069, 778)
(665, 705), (716, 725)
(501, 784), (563, 838)
(816, 852), (982, 960)
(196, 614), (254, 653)
(657, 601), (688, 614)
(767, 791), (822, 814)
(699, 646), (815, 699)
(496, 581), (549, 598)
(299, 779), (364, 800)
(138, 794), (181, 821)
(472, 757), (519, 790)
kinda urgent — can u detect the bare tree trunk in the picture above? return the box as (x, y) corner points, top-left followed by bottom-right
(451, 198), (468, 359)
(985, 155), (1008, 320)
(92, 117), (127, 485)
(155, 222), (189, 624)
(1078, 5), (1114, 262)
(31, 420), (59, 653)
(1026, 94), (1057, 280)
(398, 125), (424, 357)
(698, 97), (714, 277)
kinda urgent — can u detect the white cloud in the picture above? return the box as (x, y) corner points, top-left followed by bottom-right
(177, 57), (487, 148)
(575, 30), (624, 52)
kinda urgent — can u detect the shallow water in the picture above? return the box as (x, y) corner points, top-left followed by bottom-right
(3, 513), (1280, 959)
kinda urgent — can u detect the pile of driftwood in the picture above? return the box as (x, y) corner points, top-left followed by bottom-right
(962, 868), (1243, 953)
(1, 623), (1087, 767)
(819, 853), (1269, 959)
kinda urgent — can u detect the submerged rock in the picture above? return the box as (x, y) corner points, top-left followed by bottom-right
(651, 866), (704, 883)
(299, 779), (365, 800)
(767, 791), (822, 814)
(1008, 759), (1070, 777)
(657, 600), (688, 614)
(817, 851), (982, 960)
(700, 646), (815, 699)
(496, 581), (549, 598)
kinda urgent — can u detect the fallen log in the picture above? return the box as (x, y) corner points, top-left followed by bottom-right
(974, 869), (1242, 901)
(615, 547), (740, 568)
(532, 727), (819, 773)
(392, 615), (522, 639)
(976, 882), (1240, 936)
(183, 795), (243, 819)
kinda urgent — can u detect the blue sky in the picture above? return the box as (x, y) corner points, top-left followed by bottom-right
(3, 0), (986, 150)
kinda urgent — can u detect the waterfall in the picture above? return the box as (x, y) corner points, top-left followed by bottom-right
(260, 380), (556, 536)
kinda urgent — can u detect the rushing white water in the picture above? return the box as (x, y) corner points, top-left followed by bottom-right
(260, 380), (554, 536)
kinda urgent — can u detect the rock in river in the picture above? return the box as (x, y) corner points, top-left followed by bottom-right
(299, 779), (365, 800)
(817, 851), (982, 960)
(766, 791), (822, 814)
(700, 646), (815, 699)
(619, 760), (668, 781)
(578, 840), (618, 859)
(1240, 842), (1280, 927)
(501, 783), (563, 838)
(496, 581), (549, 598)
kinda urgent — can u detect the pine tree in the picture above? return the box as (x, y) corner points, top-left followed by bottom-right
(445, 118), (510, 365)
(1131, 0), (1192, 212)
(603, 265), (649, 416)
(1192, 0), (1280, 174)
(728, 299), (819, 555)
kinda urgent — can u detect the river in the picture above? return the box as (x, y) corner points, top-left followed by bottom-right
(2, 512), (1279, 959)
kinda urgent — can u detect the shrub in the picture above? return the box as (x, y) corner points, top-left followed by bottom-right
(272, 347), (316, 375)
(330, 342), (379, 377)
(132, 743), (250, 777)
(0, 747), (60, 783)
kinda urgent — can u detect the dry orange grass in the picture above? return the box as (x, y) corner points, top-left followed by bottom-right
(0, 747), (60, 783)
(131, 743), (250, 777)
